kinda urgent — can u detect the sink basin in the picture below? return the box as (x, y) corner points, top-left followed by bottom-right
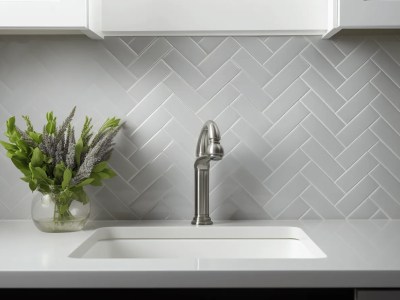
(70, 226), (326, 259)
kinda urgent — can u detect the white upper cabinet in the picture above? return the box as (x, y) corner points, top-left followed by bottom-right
(0, 0), (102, 39)
(324, 0), (400, 38)
(102, 0), (328, 36)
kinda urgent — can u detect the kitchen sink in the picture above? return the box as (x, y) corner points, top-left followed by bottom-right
(69, 226), (326, 259)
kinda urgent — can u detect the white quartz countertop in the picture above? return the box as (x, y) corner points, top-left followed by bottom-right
(1, 220), (400, 288)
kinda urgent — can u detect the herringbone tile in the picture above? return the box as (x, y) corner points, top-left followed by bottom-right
(1, 35), (400, 220)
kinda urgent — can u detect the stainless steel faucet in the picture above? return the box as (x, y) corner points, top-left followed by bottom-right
(192, 120), (224, 225)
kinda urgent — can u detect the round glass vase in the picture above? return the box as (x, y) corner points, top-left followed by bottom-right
(31, 188), (90, 233)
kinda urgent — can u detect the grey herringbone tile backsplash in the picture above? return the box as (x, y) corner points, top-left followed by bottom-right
(1, 35), (400, 220)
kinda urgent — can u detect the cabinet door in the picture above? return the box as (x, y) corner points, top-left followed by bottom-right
(102, 0), (327, 35)
(357, 289), (400, 300)
(339, 0), (400, 28)
(0, 0), (87, 28)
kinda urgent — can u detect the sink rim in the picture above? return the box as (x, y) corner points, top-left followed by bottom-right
(69, 226), (327, 259)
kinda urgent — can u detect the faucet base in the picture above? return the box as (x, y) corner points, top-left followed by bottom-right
(191, 215), (213, 225)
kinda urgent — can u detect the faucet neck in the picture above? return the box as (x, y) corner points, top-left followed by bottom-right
(196, 120), (223, 159)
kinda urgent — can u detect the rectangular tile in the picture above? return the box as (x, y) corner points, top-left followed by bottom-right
(234, 37), (273, 64)
(371, 72), (400, 111)
(264, 36), (290, 52)
(197, 84), (239, 121)
(129, 38), (172, 77)
(129, 108), (172, 148)
(127, 83), (172, 127)
(164, 95), (202, 134)
(198, 37), (240, 76)
(371, 119), (400, 157)
(129, 154), (171, 193)
(302, 114), (344, 157)
(166, 37), (206, 65)
(232, 169), (273, 207)
(336, 176), (378, 216)
(337, 83), (379, 123)
(371, 165), (400, 207)
(232, 72), (273, 111)
(130, 177), (172, 217)
(264, 102), (309, 147)
(370, 142), (400, 182)
(301, 162), (344, 204)
(337, 61), (380, 100)
(372, 94), (400, 135)
(372, 49), (400, 87)
(337, 40), (379, 78)
(102, 37), (138, 66)
(264, 174), (309, 218)
(264, 126), (309, 170)
(129, 130), (172, 170)
(214, 106), (240, 135)
(277, 198), (310, 220)
(301, 45), (345, 88)
(164, 73), (207, 112)
(94, 187), (137, 219)
(264, 78), (309, 123)
(264, 37), (308, 75)
(307, 36), (345, 66)
(264, 149), (309, 193)
(128, 61), (171, 100)
(337, 107), (379, 146)
(264, 56), (309, 99)
(301, 68), (345, 111)
(128, 37), (156, 54)
(232, 119), (272, 158)
(336, 130), (378, 169)
(232, 49), (272, 86)
(232, 95), (272, 135)
(197, 37), (225, 53)
(301, 91), (345, 134)
(300, 186), (344, 219)
(336, 153), (378, 192)
(370, 188), (400, 219)
(104, 176), (139, 207)
(348, 199), (379, 219)
(232, 143), (272, 182)
(108, 149), (138, 181)
(163, 50), (206, 89)
(164, 119), (197, 154)
(301, 138), (344, 181)
(198, 61), (240, 100)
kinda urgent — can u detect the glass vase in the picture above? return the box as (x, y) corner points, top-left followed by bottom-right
(31, 188), (90, 233)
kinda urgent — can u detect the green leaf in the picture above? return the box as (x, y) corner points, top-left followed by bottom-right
(22, 115), (34, 132)
(75, 177), (94, 187)
(0, 141), (18, 152)
(28, 180), (37, 192)
(11, 157), (30, 176)
(28, 131), (42, 144)
(53, 162), (65, 183)
(99, 117), (120, 133)
(30, 147), (43, 168)
(31, 166), (53, 186)
(75, 137), (83, 166)
(45, 112), (56, 134)
(89, 173), (103, 186)
(6, 117), (16, 135)
(93, 161), (108, 173)
(61, 168), (72, 190)
(73, 188), (89, 204)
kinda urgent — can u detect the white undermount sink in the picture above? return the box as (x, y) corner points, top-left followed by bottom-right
(70, 226), (326, 259)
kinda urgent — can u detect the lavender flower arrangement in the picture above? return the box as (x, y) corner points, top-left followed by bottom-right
(0, 107), (120, 224)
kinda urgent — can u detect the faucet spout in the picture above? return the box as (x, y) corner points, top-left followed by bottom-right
(192, 121), (224, 225)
